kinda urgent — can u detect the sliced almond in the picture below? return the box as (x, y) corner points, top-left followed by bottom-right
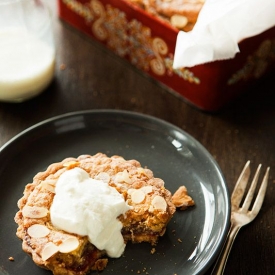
(63, 161), (79, 168)
(170, 14), (188, 29)
(58, 236), (80, 253)
(137, 167), (145, 173)
(131, 189), (145, 204)
(42, 179), (57, 186)
(115, 170), (132, 184)
(22, 206), (48, 218)
(140, 186), (153, 194)
(151, 195), (167, 211)
(41, 242), (59, 261)
(127, 188), (135, 195)
(28, 224), (50, 238)
(94, 172), (110, 184)
(40, 181), (55, 193)
(137, 167), (149, 178)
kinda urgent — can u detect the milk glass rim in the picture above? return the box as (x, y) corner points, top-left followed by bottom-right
(0, 0), (43, 6)
(0, 0), (53, 25)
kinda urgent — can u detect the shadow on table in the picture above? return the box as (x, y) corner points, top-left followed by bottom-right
(220, 71), (275, 123)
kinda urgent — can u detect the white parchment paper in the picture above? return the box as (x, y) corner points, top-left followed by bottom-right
(173, 0), (275, 68)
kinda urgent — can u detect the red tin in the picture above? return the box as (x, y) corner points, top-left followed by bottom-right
(58, 0), (275, 111)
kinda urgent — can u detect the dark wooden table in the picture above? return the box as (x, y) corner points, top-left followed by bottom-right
(1, 1), (274, 275)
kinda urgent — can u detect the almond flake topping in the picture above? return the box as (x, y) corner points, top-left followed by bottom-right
(151, 195), (167, 211)
(41, 242), (59, 261)
(114, 170), (132, 184)
(58, 236), (80, 253)
(22, 206), (48, 218)
(137, 167), (148, 177)
(42, 179), (57, 186)
(40, 237), (80, 261)
(127, 188), (135, 195)
(94, 172), (110, 184)
(131, 189), (145, 204)
(63, 161), (79, 168)
(40, 181), (55, 193)
(140, 186), (153, 194)
(128, 186), (152, 203)
(28, 224), (50, 238)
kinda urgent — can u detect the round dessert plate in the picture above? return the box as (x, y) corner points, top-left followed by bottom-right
(0, 110), (230, 275)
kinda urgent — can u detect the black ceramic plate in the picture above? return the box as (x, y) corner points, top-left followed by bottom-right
(0, 110), (230, 275)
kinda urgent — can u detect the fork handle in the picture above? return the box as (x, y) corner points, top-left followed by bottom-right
(210, 224), (241, 275)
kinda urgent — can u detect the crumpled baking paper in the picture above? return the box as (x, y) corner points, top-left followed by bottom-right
(173, 0), (275, 68)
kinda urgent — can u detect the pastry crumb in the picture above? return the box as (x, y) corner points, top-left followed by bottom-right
(172, 186), (195, 210)
(59, 63), (66, 70)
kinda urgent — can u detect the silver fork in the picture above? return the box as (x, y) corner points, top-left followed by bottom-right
(211, 161), (270, 275)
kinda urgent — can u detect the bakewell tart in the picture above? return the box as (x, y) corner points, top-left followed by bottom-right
(14, 153), (178, 275)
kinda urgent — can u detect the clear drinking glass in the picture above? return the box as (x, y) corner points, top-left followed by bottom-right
(0, 0), (55, 102)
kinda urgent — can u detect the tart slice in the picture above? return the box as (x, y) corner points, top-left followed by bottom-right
(15, 153), (176, 275)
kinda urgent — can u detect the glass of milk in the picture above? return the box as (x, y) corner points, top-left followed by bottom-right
(0, 0), (56, 102)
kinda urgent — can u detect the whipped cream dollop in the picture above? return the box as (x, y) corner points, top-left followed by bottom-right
(50, 167), (131, 257)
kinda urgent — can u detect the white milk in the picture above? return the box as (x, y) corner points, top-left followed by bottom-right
(0, 28), (55, 102)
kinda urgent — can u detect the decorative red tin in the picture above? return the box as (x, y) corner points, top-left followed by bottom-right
(58, 0), (275, 111)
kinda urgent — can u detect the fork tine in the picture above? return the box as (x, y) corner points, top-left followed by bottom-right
(241, 164), (262, 212)
(210, 163), (270, 275)
(231, 161), (251, 211)
(250, 167), (270, 216)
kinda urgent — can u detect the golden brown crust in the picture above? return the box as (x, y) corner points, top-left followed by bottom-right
(172, 185), (195, 210)
(15, 153), (176, 275)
